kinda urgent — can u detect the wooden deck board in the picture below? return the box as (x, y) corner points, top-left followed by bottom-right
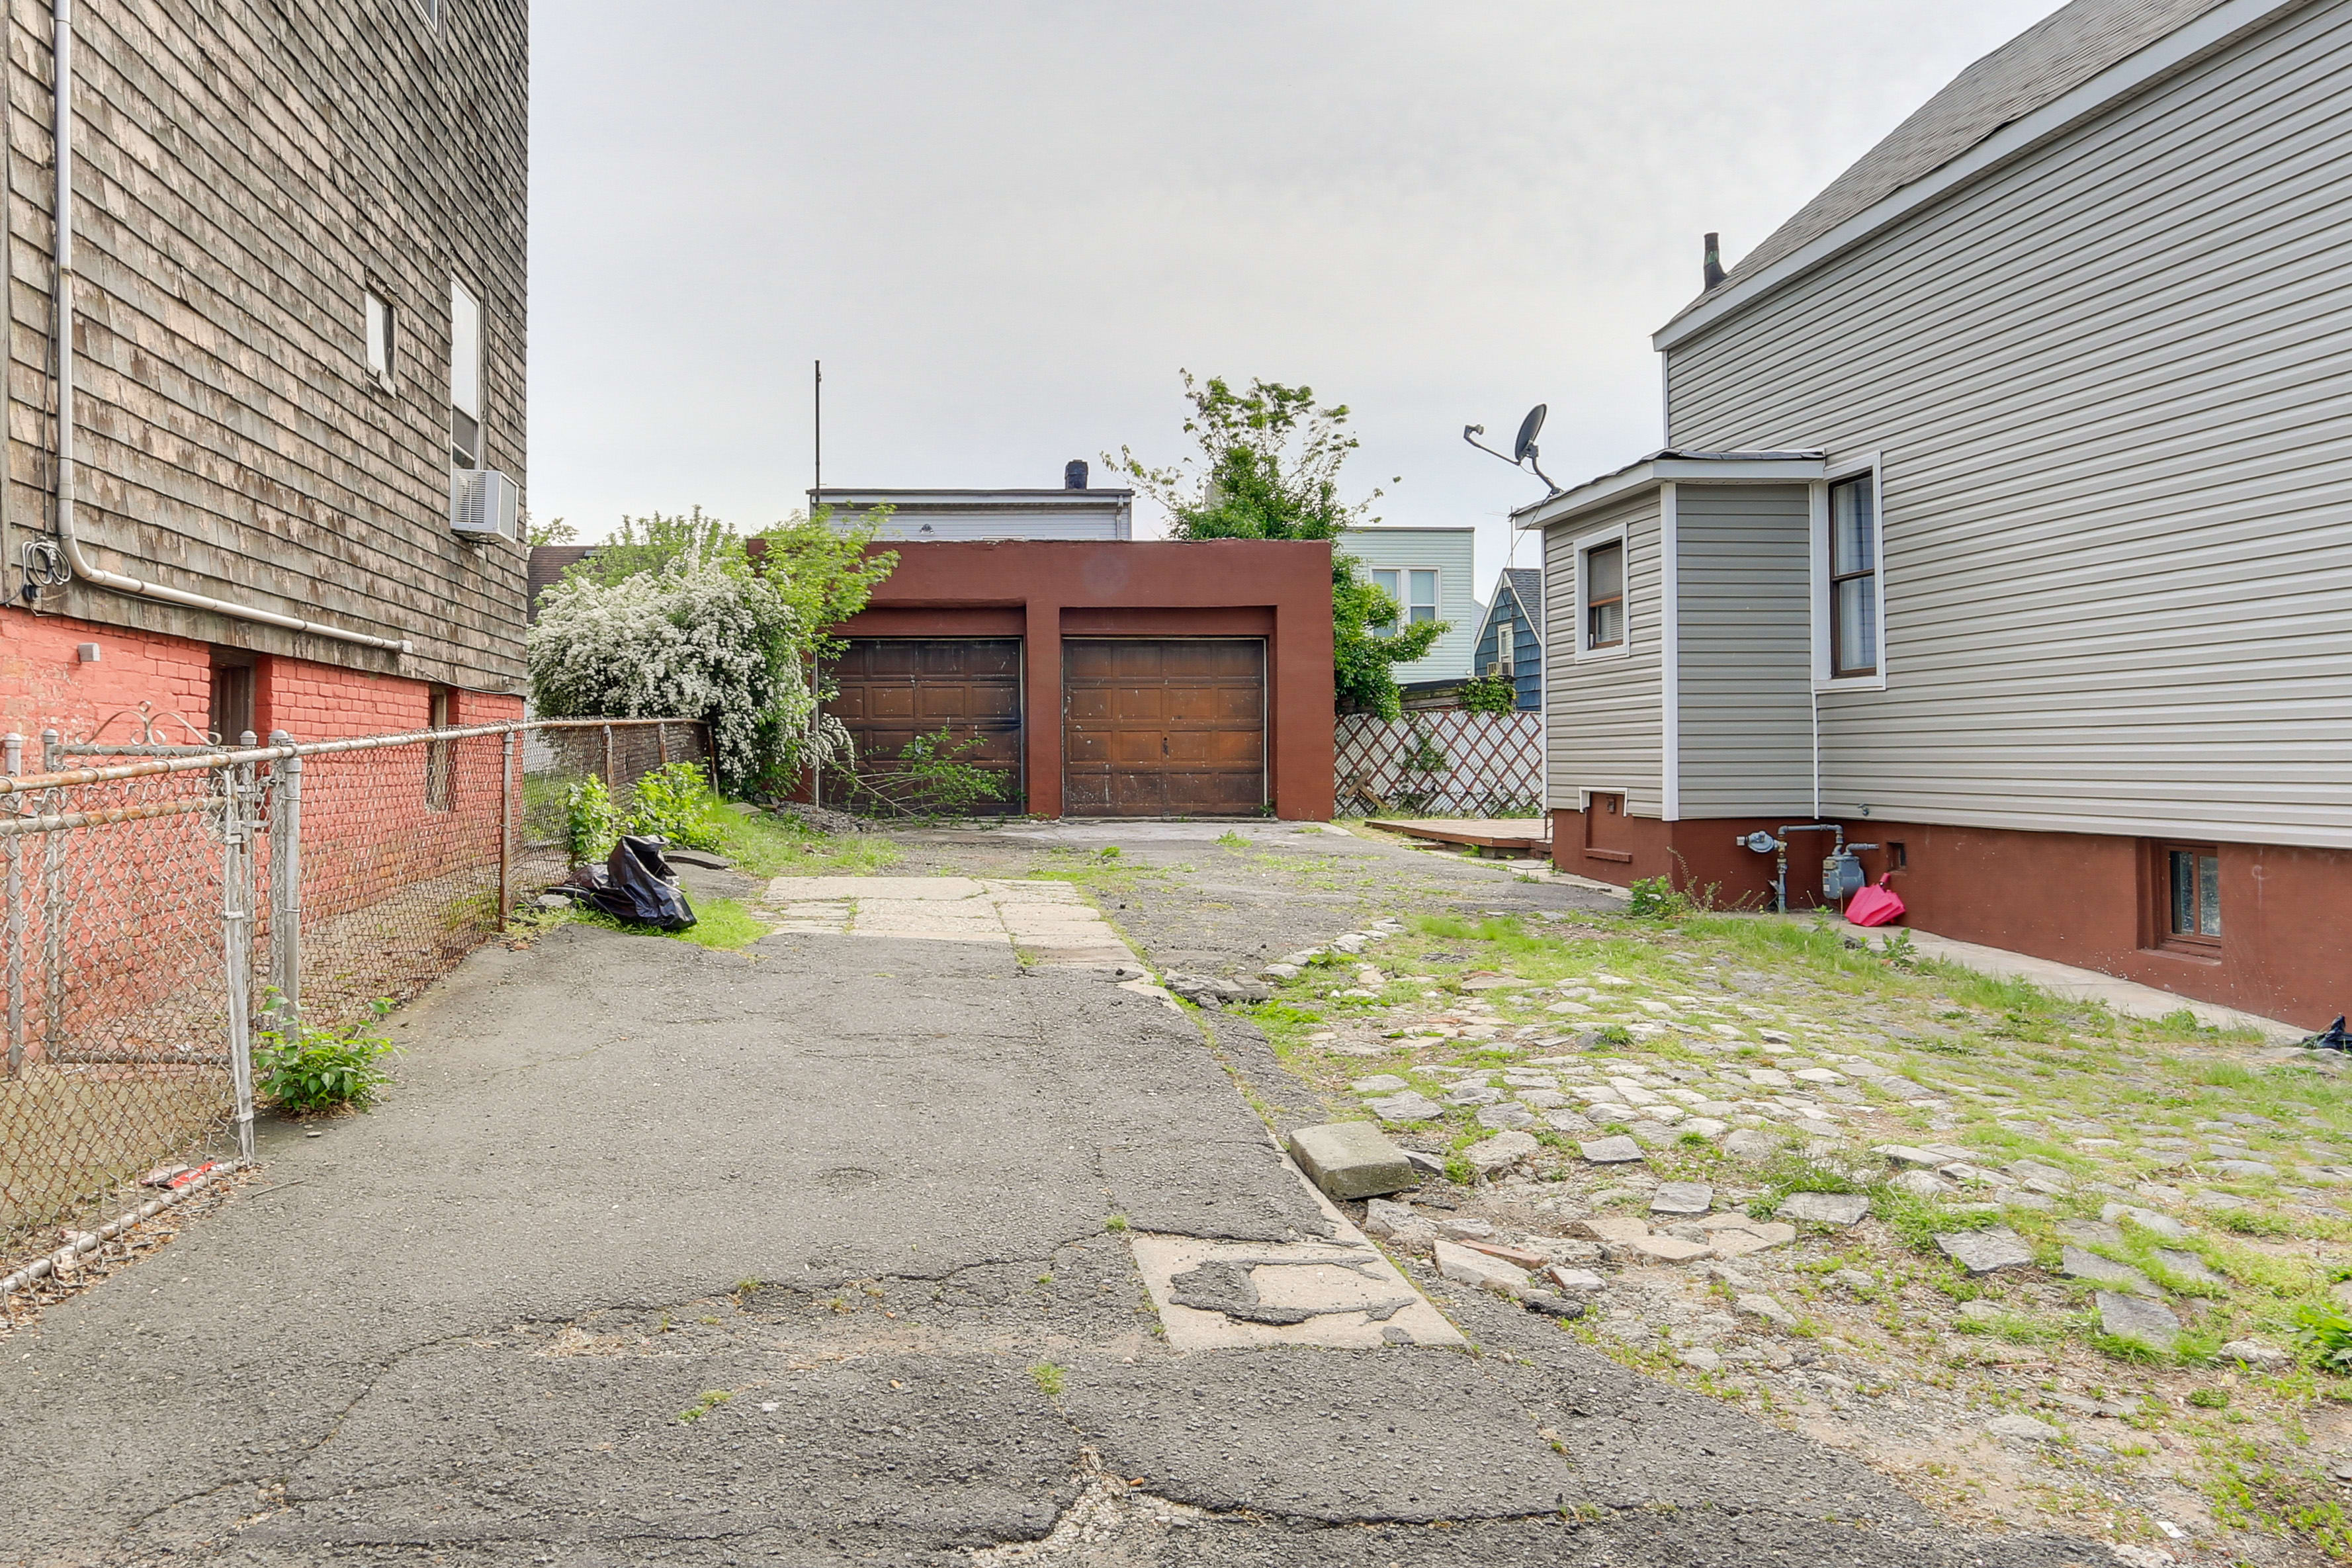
(1367, 818), (1550, 857)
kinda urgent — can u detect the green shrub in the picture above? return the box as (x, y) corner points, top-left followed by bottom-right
(1629, 876), (1689, 920)
(1458, 674), (1517, 714)
(255, 1000), (397, 1115)
(566, 776), (622, 865)
(627, 762), (726, 850)
(2294, 1301), (2352, 1372)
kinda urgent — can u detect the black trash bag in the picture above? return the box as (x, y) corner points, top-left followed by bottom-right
(550, 835), (696, 931)
(2305, 1016), (2351, 1053)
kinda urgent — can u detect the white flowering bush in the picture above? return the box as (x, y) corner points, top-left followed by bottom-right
(528, 557), (838, 792)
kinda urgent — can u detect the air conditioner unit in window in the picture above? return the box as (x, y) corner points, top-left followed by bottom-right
(450, 468), (519, 541)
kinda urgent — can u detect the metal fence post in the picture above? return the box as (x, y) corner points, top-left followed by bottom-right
(3, 732), (19, 1078)
(498, 728), (515, 922)
(223, 738), (257, 1162)
(40, 729), (62, 1054)
(267, 729), (300, 1026)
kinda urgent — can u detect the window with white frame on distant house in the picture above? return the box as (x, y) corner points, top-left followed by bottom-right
(1582, 540), (1625, 651)
(364, 289), (396, 386)
(1496, 619), (1515, 676)
(449, 278), (482, 470)
(1369, 568), (1440, 638)
(1830, 473), (1879, 677)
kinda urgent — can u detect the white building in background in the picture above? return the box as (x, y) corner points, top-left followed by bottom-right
(1339, 525), (1480, 683)
(813, 462), (1132, 542)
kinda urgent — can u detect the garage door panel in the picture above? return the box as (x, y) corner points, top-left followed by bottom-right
(824, 638), (1024, 813)
(1063, 638), (1266, 818)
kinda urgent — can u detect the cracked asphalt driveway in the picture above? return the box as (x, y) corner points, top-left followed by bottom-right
(0, 823), (2113, 1565)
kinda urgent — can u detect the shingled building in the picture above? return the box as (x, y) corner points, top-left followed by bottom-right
(0, 0), (528, 748)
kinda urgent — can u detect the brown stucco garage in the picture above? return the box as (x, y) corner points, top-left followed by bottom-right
(820, 539), (1335, 820)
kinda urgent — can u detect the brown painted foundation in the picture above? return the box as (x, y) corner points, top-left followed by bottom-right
(828, 539), (1336, 820)
(1551, 808), (2351, 1030)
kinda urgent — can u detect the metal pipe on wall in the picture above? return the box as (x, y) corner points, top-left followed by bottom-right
(46, 0), (410, 656)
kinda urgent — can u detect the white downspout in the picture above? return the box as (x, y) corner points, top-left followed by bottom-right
(47, 0), (410, 656)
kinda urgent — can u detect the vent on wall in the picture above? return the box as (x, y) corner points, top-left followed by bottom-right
(450, 468), (519, 541)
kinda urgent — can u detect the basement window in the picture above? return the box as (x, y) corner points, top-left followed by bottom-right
(2159, 844), (2221, 954)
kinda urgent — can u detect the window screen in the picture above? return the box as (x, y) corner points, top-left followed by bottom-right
(1830, 474), (1878, 676)
(1584, 541), (1624, 650)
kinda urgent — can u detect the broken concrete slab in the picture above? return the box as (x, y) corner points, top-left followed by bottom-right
(1649, 1182), (1713, 1215)
(2060, 1245), (2159, 1298)
(1458, 1239), (1546, 1270)
(1571, 1215), (1651, 1244)
(1778, 1191), (1870, 1227)
(1434, 1239), (1530, 1295)
(1626, 1234), (1712, 1264)
(1722, 1128), (1779, 1162)
(1985, 1413), (2064, 1443)
(1704, 1221), (1796, 1259)
(1734, 1293), (1798, 1328)
(1285, 1123), (1416, 1200)
(1874, 1144), (1944, 1168)
(1462, 1130), (1540, 1174)
(2101, 1201), (2191, 1240)
(1935, 1227), (2035, 1274)
(2152, 1247), (2225, 1286)
(2096, 1290), (2180, 1352)
(1579, 1135), (1645, 1164)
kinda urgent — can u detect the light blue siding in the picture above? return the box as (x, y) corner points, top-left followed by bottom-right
(1340, 527), (1480, 681)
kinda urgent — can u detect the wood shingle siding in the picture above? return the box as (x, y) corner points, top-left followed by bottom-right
(1665, 0), (2352, 848)
(1542, 490), (1663, 817)
(1674, 485), (1814, 818)
(5, 0), (527, 689)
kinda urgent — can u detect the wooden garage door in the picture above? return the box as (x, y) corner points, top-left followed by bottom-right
(822, 639), (1023, 812)
(1063, 639), (1266, 816)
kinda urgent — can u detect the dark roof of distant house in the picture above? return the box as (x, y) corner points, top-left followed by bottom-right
(1670, 0), (2235, 322)
(1495, 568), (1544, 635)
(527, 544), (598, 622)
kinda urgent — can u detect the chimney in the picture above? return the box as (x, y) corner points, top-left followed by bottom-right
(1702, 232), (1725, 290)
(1064, 459), (1088, 490)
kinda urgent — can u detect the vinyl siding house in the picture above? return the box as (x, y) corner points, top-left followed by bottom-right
(1471, 568), (1544, 711)
(1339, 525), (1479, 683)
(813, 464), (1132, 542)
(1522, 0), (2350, 1027)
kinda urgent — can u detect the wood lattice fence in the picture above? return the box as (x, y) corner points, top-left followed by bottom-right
(1334, 711), (1544, 818)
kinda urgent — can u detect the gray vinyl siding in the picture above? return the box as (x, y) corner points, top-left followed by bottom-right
(1666, 0), (2352, 849)
(1676, 485), (1814, 816)
(1544, 492), (1663, 816)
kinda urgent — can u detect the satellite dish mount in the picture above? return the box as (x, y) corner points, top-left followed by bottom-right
(1462, 403), (1560, 495)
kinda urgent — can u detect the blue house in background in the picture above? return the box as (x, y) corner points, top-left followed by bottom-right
(1471, 568), (1544, 711)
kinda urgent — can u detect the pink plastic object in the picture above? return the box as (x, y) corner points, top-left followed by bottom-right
(1845, 875), (1906, 928)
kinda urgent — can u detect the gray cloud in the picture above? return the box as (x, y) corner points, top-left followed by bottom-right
(529, 0), (2057, 590)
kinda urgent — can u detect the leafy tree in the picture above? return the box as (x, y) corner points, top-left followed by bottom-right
(1106, 373), (1443, 717)
(527, 507), (898, 795)
(523, 511), (578, 546)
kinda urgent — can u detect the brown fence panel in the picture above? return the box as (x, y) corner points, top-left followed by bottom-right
(1334, 711), (1545, 818)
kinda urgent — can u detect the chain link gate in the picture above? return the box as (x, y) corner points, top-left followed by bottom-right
(1, 716), (710, 1291)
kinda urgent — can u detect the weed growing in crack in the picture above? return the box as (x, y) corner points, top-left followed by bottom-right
(676, 1389), (733, 1424)
(1029, 1360), (1067, 1396)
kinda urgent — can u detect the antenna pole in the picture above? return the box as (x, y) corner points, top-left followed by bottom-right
(813, 359), (822, 500)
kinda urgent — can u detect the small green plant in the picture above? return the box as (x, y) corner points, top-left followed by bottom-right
(1878, 930), (1919, 967)
(627, 762), (726, 850)
(565, 775), (622, 865)
(1106, 1213), (1129, 1232)
(253, 998), (397, 1115)
(1029, 1360), (1067, 1396)
(2187, 1387), (2232, 1409)
(2293, 1301), (2352, 1372)
(850, 727), (1010, 816)
(1096, 845), (1123, 860)
(676, 1389), (734, 1424)
(1458, 673), (1517, 714)
(1216, 830), (1248, 849)
(1592, 1024), (1633, 1048)
(1628, 877), (1691, 921)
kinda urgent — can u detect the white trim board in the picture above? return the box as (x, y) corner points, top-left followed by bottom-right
(1653, 0), (2315, 351)
(1660, 482), (1680, 822)
(1515, 455), (1823, 532)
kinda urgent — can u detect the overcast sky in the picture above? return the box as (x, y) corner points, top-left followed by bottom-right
(528, 1), (2058, 591)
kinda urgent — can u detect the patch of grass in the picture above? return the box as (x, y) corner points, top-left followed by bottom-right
(2189, 1387), (2232, 1409)
(1029, 1360), (1067, 1397)
(711, 805), (898, 877)
(1105, 1213), (1129, 1232)
(568, 894), (773, 950)
(1215, 830), (1248, 849)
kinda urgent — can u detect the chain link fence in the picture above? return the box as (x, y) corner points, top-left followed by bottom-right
(1334, 711), (1545, 818)
(1, 717), (707, 1287)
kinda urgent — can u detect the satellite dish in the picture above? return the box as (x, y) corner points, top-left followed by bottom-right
(1511, 405), (1547, 462)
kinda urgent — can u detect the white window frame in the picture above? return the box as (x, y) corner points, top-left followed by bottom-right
(449, 277), (482, 470)
(363, 288), (397, 390)
(1571, 523), (1630, 663)
(1368, 566), (1441, 640)
(1810, 455), (1887, 691)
